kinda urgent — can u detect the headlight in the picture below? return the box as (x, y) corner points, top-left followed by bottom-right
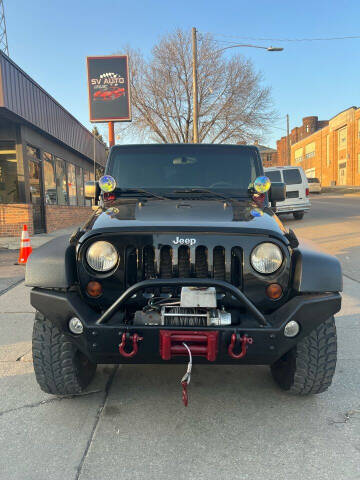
(86, 241), (118, 272)
(251, 242), (283, 274)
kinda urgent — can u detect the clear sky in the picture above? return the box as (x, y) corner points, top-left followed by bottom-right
(4, 0), (360, 147)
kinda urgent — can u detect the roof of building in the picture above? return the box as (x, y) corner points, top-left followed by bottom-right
(254, 143), (277, 154)
(0, 51), (107, 165)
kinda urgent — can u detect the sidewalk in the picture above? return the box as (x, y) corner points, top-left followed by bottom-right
(321, 186), (360, 195)
(0, 226), (79, 295)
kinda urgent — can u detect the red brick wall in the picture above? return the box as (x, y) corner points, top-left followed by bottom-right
(276, 137), (289, 166)
(275, 116), (330, 168)
(0, 204), (33, 237)
(45, 205), (93, 233)
(290, 109), (360, 186)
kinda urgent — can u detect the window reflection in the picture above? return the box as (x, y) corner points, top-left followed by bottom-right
(67, 163), (77, 205)
(43, 152), (57, 204)
(76, 166), (84, 206)
(55, 157), (67, 205)
(84, 170), (92, 206)
(0, 141), (19, 203)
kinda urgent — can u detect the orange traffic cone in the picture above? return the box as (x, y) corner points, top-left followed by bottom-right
(18, 224), (33, 264)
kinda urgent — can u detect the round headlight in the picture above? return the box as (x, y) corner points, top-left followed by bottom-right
(86, 241), (118, 272)
(251, 242), (283, 274)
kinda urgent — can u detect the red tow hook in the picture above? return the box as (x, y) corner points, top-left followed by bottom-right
(119, 332), (143, 358)
(228, 333), (253, 359)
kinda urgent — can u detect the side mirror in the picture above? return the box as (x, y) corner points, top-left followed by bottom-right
(269, 182), (286, 207)
(84, 181), (100, 203)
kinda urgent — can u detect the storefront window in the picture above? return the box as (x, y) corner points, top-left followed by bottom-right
(84, 170), (91, 206)
(0, 141), (19, 203)
(43, 152), (57, 204)
(76, 166), (84, 206)
(26, 145), (40, 160)
(55, 157), (67, 205)
(67, 163), (77, 205)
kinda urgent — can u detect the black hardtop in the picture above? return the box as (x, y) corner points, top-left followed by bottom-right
(108, 143), (260, 154)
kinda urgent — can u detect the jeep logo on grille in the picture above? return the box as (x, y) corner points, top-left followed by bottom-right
(172, 236), (196, 246)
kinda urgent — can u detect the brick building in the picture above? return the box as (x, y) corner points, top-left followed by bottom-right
(276, 116), (329, 166)
(291, 107), (360, 186)
(0, 51), (107, 237)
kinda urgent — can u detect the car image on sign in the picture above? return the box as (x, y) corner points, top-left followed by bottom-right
(93, 87), (126, 101)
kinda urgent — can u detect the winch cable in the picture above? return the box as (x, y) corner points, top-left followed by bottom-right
(181, 342), (192, 407)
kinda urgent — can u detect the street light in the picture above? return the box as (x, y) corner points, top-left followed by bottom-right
(213, 43), (284, 54)
(191, 28), (284, 143)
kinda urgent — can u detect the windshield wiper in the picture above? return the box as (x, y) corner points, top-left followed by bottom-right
(120, 188), (169, 201)
(172, 188), (240, 203)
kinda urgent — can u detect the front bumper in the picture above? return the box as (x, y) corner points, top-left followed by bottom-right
(30, 277), (341, 365)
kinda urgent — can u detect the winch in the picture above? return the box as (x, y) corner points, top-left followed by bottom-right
(133, 286), (232, 327)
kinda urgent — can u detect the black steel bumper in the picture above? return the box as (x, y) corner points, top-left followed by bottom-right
(30, 278), (341, 365)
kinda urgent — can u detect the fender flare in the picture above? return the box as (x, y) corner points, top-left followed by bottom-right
(292, 245), (342, 293)
(25, 235), (77, 288)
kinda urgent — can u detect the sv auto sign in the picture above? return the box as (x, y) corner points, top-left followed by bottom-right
(87, 55), (131, 122)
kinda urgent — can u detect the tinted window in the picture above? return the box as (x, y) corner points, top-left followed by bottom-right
(67, 163), (77, 206)
(76, 166), (84, 206)
(307, 177), (319, 183)
(43, 152), (57, 204)
(55, 158), (67, 205)
(108, 146), (260, 193)
(266, 170), (282, 182)
(0, 141), (19, 203)
(84, 170), (92, 206)
(283, 169), (302, 185)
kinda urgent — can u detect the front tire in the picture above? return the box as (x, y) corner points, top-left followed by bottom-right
(293, 211), (304, 220)
(271, 316), (337, 395)
(32, 313), (97, 395)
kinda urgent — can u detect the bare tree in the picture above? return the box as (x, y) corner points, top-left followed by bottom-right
(117, 30), (275, 144)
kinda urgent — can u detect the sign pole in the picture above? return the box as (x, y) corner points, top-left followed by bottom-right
(108, 122), (115, 147)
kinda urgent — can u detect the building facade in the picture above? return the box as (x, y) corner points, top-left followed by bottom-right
(291, 107), (360, 186)
(253, 141), (278, 167)
(0, 52), (107, 236)
(276, 116), (329, 166)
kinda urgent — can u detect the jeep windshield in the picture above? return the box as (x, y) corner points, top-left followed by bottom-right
(107, 145), (261, 196)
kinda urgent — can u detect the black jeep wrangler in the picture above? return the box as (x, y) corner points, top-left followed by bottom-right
(26, 144), (342, 403)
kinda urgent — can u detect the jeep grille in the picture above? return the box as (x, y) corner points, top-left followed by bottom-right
(124, 245), (243, 289)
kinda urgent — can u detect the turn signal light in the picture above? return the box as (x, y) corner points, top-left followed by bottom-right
(86, 281), (103, 298)
(266, 283), (283, 300)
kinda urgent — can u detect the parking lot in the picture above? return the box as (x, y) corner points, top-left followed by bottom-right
(0, 195), (359, 480)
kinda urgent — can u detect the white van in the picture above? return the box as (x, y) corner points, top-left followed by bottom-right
(264, 166), (311, 220)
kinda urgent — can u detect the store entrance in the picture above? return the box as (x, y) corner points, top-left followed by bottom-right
(28, 158), (46, 233)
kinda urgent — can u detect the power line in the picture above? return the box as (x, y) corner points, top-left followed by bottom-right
(209, 32), (360, 44)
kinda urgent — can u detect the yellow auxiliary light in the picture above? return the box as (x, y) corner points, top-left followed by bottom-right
(99, 175), (117, 193)
(253, 176), (271, 194)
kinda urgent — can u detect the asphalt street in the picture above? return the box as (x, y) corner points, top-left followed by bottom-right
(0, 195), (359, 480)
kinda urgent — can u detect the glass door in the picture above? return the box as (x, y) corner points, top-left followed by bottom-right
(28, 158), (46, 233)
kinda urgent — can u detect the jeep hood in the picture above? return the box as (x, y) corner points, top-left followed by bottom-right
(82, 199), (287, 242)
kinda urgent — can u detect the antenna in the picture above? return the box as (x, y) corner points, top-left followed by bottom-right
(0, 0), (9, 56)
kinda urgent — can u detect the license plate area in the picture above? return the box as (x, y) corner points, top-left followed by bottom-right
(159, 330), (219, 361)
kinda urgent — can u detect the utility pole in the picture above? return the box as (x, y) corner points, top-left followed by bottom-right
(108, 121), (115, 148)
(192, 27), (199, 143)
(0, 0), (9, 56)
(286, 114), (291, 165)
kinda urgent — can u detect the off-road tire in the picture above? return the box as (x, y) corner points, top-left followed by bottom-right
(32, 312), (97, 395)
(293, 211), (304, 220)
(271, 316), (337, 395)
